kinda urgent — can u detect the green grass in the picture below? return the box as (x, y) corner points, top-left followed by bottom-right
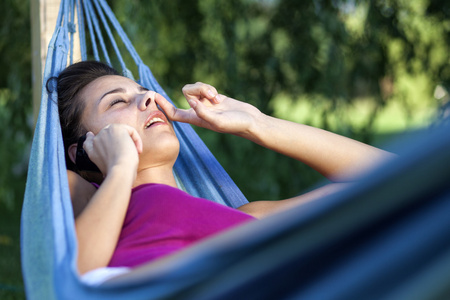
(0, 202), (25, 300)
(271, 94), (435, 136)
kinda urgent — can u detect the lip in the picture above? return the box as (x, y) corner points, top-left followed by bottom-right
(143, 110), (169, 129)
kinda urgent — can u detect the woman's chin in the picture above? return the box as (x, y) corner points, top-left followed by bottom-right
(140, 135), (180, 167)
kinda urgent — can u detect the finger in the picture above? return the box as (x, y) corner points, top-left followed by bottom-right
(154, 95), (178, 120)
(83, 131), (95, 153)
(186, 98), (216, 125)
(174, 107), (203, 125)
(122, 125), (143, 154)
(214, 94), (225, 104)
(182, 82), (219, 103)
(85, 131), (95, 140)
(155, 95), (199, 124)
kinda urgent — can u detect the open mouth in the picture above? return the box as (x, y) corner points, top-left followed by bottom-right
(144, 116), (165, 129)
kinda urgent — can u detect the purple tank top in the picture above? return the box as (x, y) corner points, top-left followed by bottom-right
(108, 184), (255, 268)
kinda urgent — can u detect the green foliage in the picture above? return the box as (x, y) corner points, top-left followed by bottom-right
(0, 203), (24, 299)
(0, 0), (32, 210)
(0, 0), (29, 292)
(104, 0), (449, 199)
(0, 0), (446, 294)
(1, 0), (449, 203)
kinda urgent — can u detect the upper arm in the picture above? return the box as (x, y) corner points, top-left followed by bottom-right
(67, 170), (97, 218)
(238, 183), (349, 219)
(237, 201), (279, 219)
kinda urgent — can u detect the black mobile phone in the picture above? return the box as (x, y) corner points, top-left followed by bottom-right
(75, 134), (101, 173)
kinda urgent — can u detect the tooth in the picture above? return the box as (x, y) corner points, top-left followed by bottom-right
(145, 117), (164, 128)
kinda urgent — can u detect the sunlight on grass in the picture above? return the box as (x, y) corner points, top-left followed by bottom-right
(271, 93), (436, 135)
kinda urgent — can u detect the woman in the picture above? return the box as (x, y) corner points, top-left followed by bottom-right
(57, 61), (392, 276)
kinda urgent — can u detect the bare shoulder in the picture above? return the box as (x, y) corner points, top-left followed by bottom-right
(67, 170), (97, 218)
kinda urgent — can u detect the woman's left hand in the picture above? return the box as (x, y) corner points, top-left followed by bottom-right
(156, 82), (262, 136)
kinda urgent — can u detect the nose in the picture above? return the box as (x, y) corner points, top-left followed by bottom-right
(139, 90), (157, 111)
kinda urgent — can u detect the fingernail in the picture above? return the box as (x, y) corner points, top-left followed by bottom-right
(207, 90), (216, 98)
(188, 99), (197, 108)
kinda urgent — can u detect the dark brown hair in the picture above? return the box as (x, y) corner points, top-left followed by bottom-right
(56, 60), (120, 172)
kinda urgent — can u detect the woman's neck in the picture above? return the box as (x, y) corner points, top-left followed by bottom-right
(133, 165), (178, 189)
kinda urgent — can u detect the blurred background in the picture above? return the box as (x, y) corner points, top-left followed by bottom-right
(1, 0), (449, 298)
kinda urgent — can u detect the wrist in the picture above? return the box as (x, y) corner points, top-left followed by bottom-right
(107, 162), (137, 184)
(241, 111), (270, 144)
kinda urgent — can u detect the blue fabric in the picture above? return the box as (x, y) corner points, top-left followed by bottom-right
(21, 0), (450, 299)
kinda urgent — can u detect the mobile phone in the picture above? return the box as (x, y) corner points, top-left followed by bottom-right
(76, 134), (101, 173)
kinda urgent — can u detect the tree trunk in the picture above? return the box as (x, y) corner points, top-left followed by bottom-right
(31, 0), (81, 123)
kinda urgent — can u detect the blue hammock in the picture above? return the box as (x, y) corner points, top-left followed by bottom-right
(21, 0), (450, 299)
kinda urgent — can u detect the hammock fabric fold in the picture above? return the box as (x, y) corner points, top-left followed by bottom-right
(21, 0), (450, 299)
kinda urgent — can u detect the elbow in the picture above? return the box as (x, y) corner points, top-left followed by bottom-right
(77, 252), (109, 275)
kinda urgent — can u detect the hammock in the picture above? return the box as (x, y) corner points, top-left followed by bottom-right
(21, 0), (450, 299)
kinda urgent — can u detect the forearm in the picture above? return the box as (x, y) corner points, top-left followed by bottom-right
(242, 113), (394, 181)
(75, 166), (134, 274)
(171, 82), (393, 181)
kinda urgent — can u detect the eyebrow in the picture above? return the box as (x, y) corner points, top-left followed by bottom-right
(97, 86), (150, 104)
(98, 88), (126, 103)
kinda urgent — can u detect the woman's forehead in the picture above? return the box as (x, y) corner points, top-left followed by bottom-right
(87, 75), (139, 91)
(81, 75), (142, 101)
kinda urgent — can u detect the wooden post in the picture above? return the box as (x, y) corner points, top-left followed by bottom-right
(31, 0), (81, 123)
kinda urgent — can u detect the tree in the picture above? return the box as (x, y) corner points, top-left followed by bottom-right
(0, 0), (32, 210)
(102, 0), (449, 200)
(1, 0), (448, 206)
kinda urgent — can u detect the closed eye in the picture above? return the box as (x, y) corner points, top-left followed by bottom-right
(109, 99), (128, 107)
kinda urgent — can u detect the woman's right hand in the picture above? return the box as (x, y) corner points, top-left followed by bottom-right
(157, 82), (263, 138)
(74, 124), (142, 274)
(82, 124), (143, 178)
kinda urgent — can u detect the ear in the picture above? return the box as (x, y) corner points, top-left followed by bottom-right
(68, 143), (78, 165)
